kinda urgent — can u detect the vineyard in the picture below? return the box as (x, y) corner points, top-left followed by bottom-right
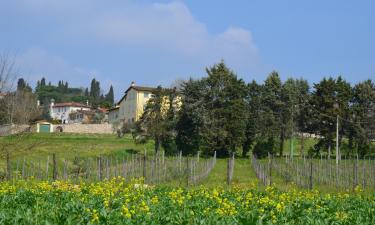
(252, 155), (375, 191)
(1, 134), (375, 224)
(2, 151), (216, 186)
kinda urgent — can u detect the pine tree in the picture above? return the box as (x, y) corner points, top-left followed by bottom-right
(350, 80), (374, 156)
(176, 78), (206, 155)
(262, 71), (283, 156)
(135, 86), (166, 153)
(242, 80), (262, 157)
(310, 77), (338, 155)
(176, 62), (247, 156)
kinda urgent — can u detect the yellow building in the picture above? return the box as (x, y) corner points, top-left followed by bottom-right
(114, 82), (182, 126)
(117, 82), (156, 124)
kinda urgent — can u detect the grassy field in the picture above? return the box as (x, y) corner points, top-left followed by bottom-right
(1, 133), (373, 192)
(0, 133), (374, 224)
(0, 133), (154, 167)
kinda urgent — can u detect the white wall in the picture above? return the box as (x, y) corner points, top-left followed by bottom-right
(50, 106), (90, 123)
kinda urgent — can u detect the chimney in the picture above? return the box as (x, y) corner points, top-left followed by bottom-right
(131, 81), (135, 87)
(86, 100), (89, 106)
(50, 99), (55, 117)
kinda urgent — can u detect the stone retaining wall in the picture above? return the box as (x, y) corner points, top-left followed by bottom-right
(58, 124), (114, 134)
(0, 124), (32, 136)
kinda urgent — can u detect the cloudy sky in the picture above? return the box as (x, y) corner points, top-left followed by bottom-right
(1, 0), (374, 100)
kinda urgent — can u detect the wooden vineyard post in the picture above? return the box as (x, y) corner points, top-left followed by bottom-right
(6, 151), (11, 181)
(227, 152), (234, 185)
(309, 158), (313, 190)
(46, 156), (50, 180)
(268, 152), (272, 186)
(122, 157), (126, 179)
(353, 154), (358, 189)
(98, 156), (102, 181)
(63, 159), (67, 180)
(186, 157), (190, 187)
(362, 156), (366, 189)
(179, 151), (182, 174)
(143, 154), (147, 182)
(106, 157), (109, 179)
(22, 157), (26, 179)
(52, 153), (57, 180)
(85, 159), (91, 180)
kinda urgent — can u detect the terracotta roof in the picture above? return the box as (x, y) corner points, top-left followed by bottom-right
(98, 108), (109, 113)
(0, 92), (7, 97)
(117, 85), (157, 104)
(53, 102), (91, 108)
(108, 105), (120, 111)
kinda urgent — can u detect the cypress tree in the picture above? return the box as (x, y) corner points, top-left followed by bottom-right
(105, 85), (114, 104)
(40, 77), (46, 87)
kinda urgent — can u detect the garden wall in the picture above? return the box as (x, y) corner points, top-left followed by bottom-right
(58, 124), (114, 134)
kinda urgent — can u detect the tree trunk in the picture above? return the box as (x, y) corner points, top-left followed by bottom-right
(155, 137), (160, 153)
(300, 133), (305, 158)
(279, 131), (284, 156)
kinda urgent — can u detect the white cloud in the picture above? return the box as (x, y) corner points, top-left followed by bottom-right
(15, 48), (101, 88)
(6, 0), (267, 93)
(12, 0), (261, 66)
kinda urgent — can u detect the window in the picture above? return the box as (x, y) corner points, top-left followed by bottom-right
(144, 92), (149, 98)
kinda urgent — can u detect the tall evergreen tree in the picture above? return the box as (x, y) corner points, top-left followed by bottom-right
(90, 78), (101, 102)
(242, 80), (262, 157)
(261, 71), (283, 156)
(105, 85), (114, 105)
(135, 86), (167, 153)
(176, 79), (206, 155)
(84, 88), (89, 97)
(17, 78), (27, 91)
(310, 77), (339, 155)
(295, 79), (311, 157)
(64, 81), (69, 93)
(350, 80), (375, 156)
(176, 62), (247, 156)
(17, 78), (32, 92)
(40, 77), (46, 87)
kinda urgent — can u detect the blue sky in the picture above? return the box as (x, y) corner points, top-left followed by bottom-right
(1, 0), (374, 100)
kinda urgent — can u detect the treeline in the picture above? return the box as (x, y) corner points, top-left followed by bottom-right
(0, 77), (115, 124)
(135, 62), (375, 158)
(35, 77), (114, 108)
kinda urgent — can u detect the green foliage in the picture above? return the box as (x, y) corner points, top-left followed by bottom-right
(105, 85), (114, 105)
(176, 62), (247, 157)
(176, 78), (205, 156)
(35, 78), (114, 114)
(135, 86), (179, 154)
(17, 78), (32, 92)
(0, 180), (373, 224)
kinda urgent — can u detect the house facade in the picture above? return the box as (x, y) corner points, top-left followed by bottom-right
(117, 82), (155, 124)
(0, 93), (7, 99)
(50, 101), (91, 124)
(108, 105), (120, 124)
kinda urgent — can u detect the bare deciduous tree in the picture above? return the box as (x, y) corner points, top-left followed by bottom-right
(0, 53), (17, 93)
